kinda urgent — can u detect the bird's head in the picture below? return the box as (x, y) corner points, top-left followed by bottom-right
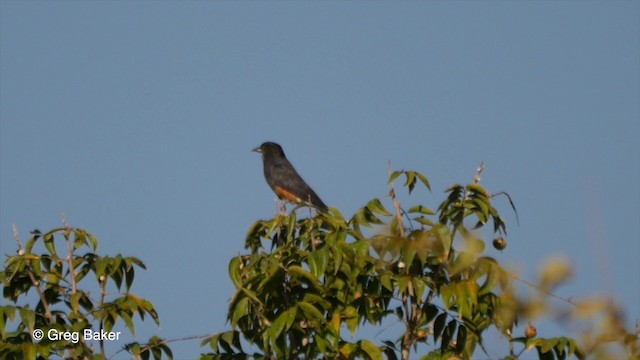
(253, 142), (286, 157)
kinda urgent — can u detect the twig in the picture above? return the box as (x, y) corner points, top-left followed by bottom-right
(388, 162), (419, 360)
(492, 191), (520, 226)
(474, 162), (485, 184)
(12, 224), (22, 252)
(511, 274), (576, 306)
(99, 274), (108, 357)
(61, 214), (78, 293)
(111, 333), (214, 359)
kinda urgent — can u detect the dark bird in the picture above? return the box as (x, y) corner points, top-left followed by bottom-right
(253, 142), (328, 212)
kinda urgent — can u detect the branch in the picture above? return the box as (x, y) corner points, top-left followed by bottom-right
(474, 161), (485, 184)
(511, 274), (577, 306)
(491, 191), (520, 226)
(111, 333), (213, 360)
(13, 224), (53, 322)
(99, 274), (108, 357)
(61, 214), (78, 294)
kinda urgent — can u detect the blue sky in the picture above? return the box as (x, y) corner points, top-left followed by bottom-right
(1, 1), (638, 359)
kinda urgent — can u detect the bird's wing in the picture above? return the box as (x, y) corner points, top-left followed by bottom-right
(268, 159), (328, 211)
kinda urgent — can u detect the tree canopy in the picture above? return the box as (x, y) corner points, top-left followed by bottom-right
(2, 168), (638, 359)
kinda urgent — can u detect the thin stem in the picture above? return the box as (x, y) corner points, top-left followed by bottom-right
(62, 215), (78, 294)
(511, 274), (576, 306)
(100, 275), (108, 357)
(388, 163), (414, 360)
(13, 224), (53, 322)
(473, 162), (485, 184)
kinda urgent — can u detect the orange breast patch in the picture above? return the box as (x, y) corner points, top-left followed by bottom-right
(275, 186), (302, 203)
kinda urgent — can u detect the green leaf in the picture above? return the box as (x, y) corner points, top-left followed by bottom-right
(120, 310), (136, 336)
(408, 205), (435, 215)
(412, 278), (426, 301)
(433, 224), (452, 256)
(339, 342), (357, 358)
(229, 257), (243, 288)
(413, 216), (434, 226)
(0, 307), (16, 338)
(449, 251), (475, 276)
(286, 211), (297, 243)
(315, 333), (327, 353)
(537, 344), (556, 360)
(404, 171), (416, 192)
(230, 296), (249, 327)
(258, 267), (285, 293)
(43, 232), (57, 256)
(540, 337), (558, 353)
(87, 232), (99, 250)
(359, 339), (383, 360)
(456, 325), (467, 353)
(127, 342), (142, 356)
(423, 304), (439, 324)
(268, 307), (297, 340)
(21, 343), (36, 360)
(95, 258), (107, 281)
(401, 242), (416, 269)
(344, 306), (359, 337)
(303, 293), (330, 308)
(264, 217), (285, 240)
(19, 307), (35, 331)
(287, 265), (321, 291)
(388, 170), (402, 184)
(333, 244), (344, 275)
(298, 301), (325, 324)
(433, 313), (447, 343)
(466, 183), (489, 197)
(441, 283), (455, 309)
(477, 258), (500, 295)
(380, 273), (393, 291)
(74, 229), (87, 250)
(104, 310), (116, 332)
(415, 172), (431, 191)
(367, 198), (392, 216)
(124, 260), (136, 291)
(70, 290), (83, 314)
(456, 281), (478, 320)
(441, 320), (457, 352)
(308, 248), (328, 278)
(397, 275), (410, 295)
(221, 330), (239, 352)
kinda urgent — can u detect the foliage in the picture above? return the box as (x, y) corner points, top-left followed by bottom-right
(3, 169), (637, 359)
(0, 225), (172, 359)
(201, 169), (639, 360)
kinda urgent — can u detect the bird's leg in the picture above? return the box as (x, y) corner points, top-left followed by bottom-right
(274, 197), (287, 216)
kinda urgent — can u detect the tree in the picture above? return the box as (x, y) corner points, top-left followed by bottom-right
(201, 168), (639, 360)
(2, 168), (637, 359)
(1, 221), (171, 359)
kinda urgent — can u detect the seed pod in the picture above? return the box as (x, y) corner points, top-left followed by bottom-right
(525, 324), (537, 338)
(493, 237), (507, 250)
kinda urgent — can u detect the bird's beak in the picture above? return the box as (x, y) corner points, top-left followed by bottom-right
(252, 146), (262, 153)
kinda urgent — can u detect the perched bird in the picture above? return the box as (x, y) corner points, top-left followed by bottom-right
(253, 142), (328, 212)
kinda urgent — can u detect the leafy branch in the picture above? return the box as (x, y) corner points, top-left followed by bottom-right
(1, 220), (170, 359)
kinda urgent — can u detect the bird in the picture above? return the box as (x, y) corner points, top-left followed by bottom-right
(253, 142), (328, 213)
